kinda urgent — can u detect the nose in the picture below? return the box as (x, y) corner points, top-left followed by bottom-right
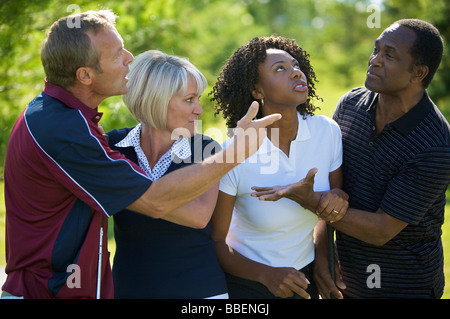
(193, 98), (203, 116)
(369, 52), (382, 67)
(123, 48), (134, 65)
(291, 67), (303, 79)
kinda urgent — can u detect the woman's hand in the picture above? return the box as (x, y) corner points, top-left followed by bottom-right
(251, 169), (349, 223)
(251, 168), (321, 212)
(259, 266), (311, 299)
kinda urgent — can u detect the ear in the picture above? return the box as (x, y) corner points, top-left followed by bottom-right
(75, 67), (94, 86)
(411, 64), (429, 85)
(251, 85), (264, 100)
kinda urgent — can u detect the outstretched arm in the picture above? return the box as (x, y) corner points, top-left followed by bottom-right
(127, 102), (281, 226)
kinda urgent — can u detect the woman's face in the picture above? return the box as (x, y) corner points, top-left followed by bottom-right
(253, 48), (308, 111)
(166, 75), (203, 137)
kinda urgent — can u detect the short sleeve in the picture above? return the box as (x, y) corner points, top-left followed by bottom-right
(380, 148), (450, 224)
(219, 168), (239, 196)
(330, 120), (343, 172)
(51, 130), (151, 217)
(218, 138), (239, 196)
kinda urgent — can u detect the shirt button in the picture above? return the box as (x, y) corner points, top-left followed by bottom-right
(368, 141), (374, 146)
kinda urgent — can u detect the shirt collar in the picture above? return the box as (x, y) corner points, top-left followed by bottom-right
(258, 112), (310, 155)
(42, 79), (103, 124)
(366, 90), (433, 135)
(115, 123), (192, 160)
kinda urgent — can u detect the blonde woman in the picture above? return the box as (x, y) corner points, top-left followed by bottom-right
(107, 50), (227, 299)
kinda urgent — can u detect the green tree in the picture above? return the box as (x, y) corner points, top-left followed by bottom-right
(0, 0), (448, 169)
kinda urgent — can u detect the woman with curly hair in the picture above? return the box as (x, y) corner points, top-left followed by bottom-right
(210, 36), (346, 299)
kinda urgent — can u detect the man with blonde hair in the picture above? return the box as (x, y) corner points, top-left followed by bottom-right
(2, 10), (281, 299)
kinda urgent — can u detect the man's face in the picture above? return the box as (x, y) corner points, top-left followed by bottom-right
(365, 24), (417, 94)
(87, 27), (134, 98)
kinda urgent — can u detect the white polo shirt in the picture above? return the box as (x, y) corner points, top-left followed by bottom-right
(219, 112), (342, 270)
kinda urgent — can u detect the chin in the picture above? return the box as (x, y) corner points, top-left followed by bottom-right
(365, 79), (382, 93)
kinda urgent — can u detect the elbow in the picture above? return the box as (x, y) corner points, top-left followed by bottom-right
(190, 208), (211, 229)
(366, 233), (394, 246)
(192, 218), (209, 229)
(145, 201), (169, 219)
(369, 238), (389, 247)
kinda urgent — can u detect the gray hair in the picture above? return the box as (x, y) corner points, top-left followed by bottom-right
(124, 50), (207, 129)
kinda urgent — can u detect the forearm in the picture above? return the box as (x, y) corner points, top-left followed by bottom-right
(332, 208), (407, 246)
(314, 220), (329, 260)
(128, 146), (238, 219)
(161, 184), (219, 229)
(285, 190), (322, 212)
(214, 241), (271, 284)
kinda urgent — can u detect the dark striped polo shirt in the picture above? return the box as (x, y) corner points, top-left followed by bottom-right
(333, 87), (450, 298)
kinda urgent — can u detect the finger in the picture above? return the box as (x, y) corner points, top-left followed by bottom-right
(257, 191), (283, 201)
(331, 201), (348, 223)
(335, 261), (347, 291)
(239, 101), (260, 124)
(252, 189), (277, 196)
(316, 193), (331, 215)
(319, 272), (342, 299)
(317, 193), (340, 221)
(285, 271), (311, 298)
(315, 277), (329, 300)
(287, 281), (311, 299)
(304, 168), (318, 185)
(253, 113), (282, 129)
(329, 284), (344, 299)
(281, 278), (310, 299)
(253, 191), (279, 200)
(251, 186), (273, 192)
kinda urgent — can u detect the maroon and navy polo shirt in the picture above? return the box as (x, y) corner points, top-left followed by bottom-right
(2, 81), (152, 298)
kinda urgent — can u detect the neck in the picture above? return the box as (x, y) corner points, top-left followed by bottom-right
(376, 89), (424, 132)
(140, 124), (174, 167)
(266, 106), (298, 138)
(264, 105), (299, 153)
(66, 85), (107, 109)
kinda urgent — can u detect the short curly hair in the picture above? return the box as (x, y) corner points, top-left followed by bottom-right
(210, 35), (321, 129)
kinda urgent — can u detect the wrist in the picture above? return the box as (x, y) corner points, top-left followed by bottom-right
(300, 192), (322, 212)
(255, 264), (272, 286)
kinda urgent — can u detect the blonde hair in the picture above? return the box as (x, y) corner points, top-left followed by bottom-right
(124, 50), (207, 129)
(41, 9), (118, 88)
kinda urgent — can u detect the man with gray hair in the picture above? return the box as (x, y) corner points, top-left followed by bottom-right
(1, 10), (283, 299)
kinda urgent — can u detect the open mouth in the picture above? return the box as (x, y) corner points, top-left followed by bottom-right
(294, 81), (308, 92)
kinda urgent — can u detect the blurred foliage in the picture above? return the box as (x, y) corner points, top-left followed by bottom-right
(0, 0), (449, 167)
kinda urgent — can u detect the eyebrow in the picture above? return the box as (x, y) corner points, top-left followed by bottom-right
(271, 58), (299, 68)
(374, 39), (398, 52)
(182, 91), (199, 97)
